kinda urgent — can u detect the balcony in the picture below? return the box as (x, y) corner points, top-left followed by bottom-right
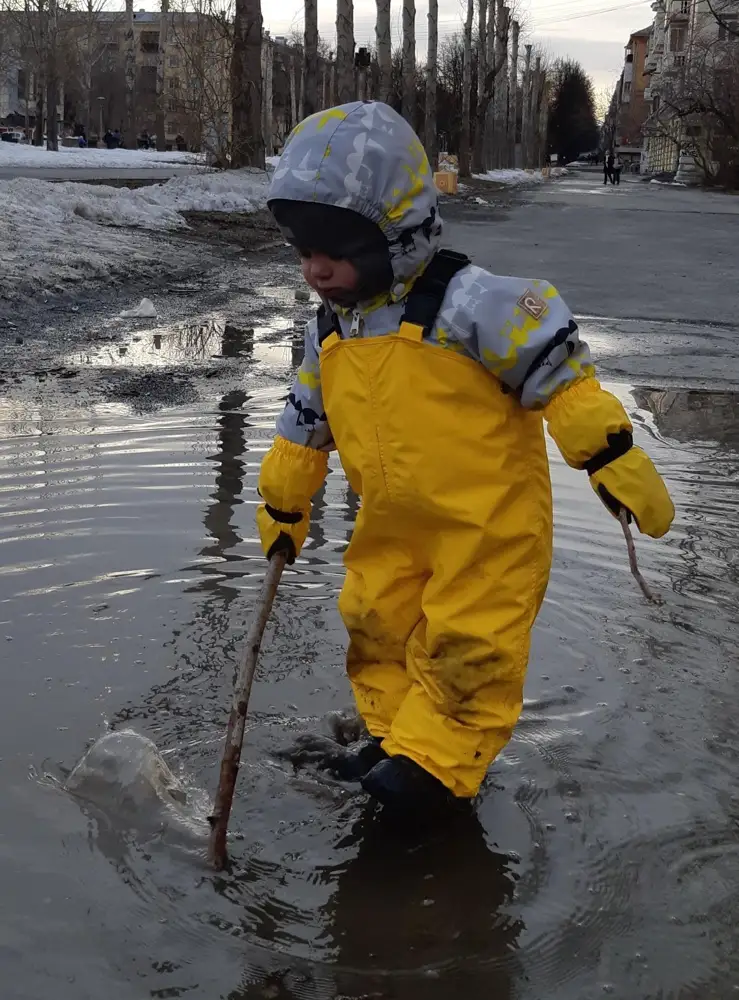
(668, 0), (690, 19)
(644, 86), (653, 99)
(644, 53), (659, 71)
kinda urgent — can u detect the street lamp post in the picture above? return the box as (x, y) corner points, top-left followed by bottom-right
(97, 97), (105, 146)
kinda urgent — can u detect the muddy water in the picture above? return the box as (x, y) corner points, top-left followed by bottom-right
(1, 375), (738, 1000)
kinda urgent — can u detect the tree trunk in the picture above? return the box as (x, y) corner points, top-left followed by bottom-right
(481, 0), (496, 166)
(521, 43), (531, 167)
(155, 0), (169, 152)
(492, 3), (508, 169)
(45, 0), (58, 151)
(124, 0), (136, 147)
(336, 0), (354, 104)
(459, 0), (473, 176)
(303, 0), (318, 116)
(230, 0), (264, 167)
(401, 0), (415, 125)
(34, 0), (46, 146)
(424, 0), (438, 167)
(375, 0), (392, 103)
(508, 20), (519, 168)
(530, 56), (542, 169)
(537, 71), (549, 168)
(261, 36), (273, 153)
(471, 0), (487, 172)
(289, 53), (297, 126)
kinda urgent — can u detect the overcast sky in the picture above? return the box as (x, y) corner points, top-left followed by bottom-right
(263, 0), (655, 95)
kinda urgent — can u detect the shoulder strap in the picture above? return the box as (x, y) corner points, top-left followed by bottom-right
(399, 249), (470, 338)
(316, 303), (341, 347)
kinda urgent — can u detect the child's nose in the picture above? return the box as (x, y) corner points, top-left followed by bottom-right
(309, 254), (334, 280)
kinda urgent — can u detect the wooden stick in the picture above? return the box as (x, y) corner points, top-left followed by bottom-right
(208, 552), (287, 869)
(618, 510), (660, 604)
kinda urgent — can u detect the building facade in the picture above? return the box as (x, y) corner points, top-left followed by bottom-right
(641, 0), (739, 178)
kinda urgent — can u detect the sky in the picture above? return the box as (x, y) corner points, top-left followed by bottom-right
(263, 0), (656, 95)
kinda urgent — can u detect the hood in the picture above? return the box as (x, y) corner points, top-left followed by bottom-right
(268, 101), (442, 300)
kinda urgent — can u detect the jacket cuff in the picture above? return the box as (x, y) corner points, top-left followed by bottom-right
(544, 376), (633, 469)
(259, 435), (329, 511)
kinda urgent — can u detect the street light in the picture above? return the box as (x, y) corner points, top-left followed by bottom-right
(97, 96), (105, 146)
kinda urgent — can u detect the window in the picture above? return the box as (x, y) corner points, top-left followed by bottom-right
(16, 68), (26, 100)
(652, 95), (661, 112)
(140, 31), (159, 53)
(677, 0), (691, 13)
(685, 124), (701, 136)
(670, 26), (686, 50)
(168, 54), (180, 67)
(168, 76), (181, 92)
(138, 65), (157, 93)
(168, 97), (178, 111)
(674, 53), (686, 66)
(717, 19), (739, 40)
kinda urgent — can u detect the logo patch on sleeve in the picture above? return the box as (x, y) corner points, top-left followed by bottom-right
(517, 290), (549, 321)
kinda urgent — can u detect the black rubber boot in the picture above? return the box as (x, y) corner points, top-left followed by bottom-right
(361, 754), (467, 822)
(278, 733), (387, 782)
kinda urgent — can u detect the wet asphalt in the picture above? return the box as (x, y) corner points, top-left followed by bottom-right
(0, 170), (738, 1000)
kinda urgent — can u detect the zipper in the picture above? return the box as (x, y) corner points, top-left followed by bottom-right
(349, 310), (363, 339)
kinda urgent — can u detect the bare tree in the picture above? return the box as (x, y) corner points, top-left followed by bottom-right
(472, 0), (487, 169)
(336, 0), (354, 103)
(520, 41), (531, 164)
(155, 0), (169, 150)
(508, 18), (519, 166)
(401, 0), (415, 123)
(646, 12), (739, 185)
(231, 0), (264, 166)
(458, 0), (474, 175)
(424, 0), (438, 166)
(168, 0), (235, 159)
(123, 0), (135, 145)
(491, 1), (508, 168)
(375, 0), (391, 103)
(303, 0), (318, 115)
(45, 0), (59, 149)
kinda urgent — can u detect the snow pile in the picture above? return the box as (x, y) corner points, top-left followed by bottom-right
(472, 168), (546, 186)
(472, 167), (568, 186)
(0, 169), (271, 300)
(0, 143), (203, 169)
(2, 168), (270, 233)
(118, 297), (158, 319)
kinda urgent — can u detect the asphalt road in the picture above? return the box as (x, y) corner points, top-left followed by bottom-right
(444, 171), (739, 391)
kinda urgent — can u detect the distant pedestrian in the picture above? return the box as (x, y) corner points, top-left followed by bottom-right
(613, 154), (622, 186)
(603, 152), (613, 185)
(77, 133), (87, 148)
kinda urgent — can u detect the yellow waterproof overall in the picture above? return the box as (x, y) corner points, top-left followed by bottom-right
(319, 320), (553, 797)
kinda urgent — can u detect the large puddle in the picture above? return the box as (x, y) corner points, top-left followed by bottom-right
(1, 376), (738, 999)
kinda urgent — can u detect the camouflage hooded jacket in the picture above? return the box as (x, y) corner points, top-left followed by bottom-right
(267, 101), (593, 449)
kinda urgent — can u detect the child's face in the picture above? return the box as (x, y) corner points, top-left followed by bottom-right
(300, 252), (360, 306)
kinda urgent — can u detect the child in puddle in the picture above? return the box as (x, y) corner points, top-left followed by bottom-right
(257, 102), (674, 820)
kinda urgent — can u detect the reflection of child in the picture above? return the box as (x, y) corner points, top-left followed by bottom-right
(258, 102), (674, 820)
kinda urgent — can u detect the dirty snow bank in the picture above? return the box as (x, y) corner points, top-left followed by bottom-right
(0, 169), (271, 301)
(472, 167), (568, 186)
(0, 143), (203, 169)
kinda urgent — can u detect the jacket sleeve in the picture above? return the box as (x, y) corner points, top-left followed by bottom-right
(258, 319), (329, 537)
(275, 316), (334, 451)
(439, 266), (631, 464)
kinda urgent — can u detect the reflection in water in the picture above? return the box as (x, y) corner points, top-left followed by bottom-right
(633, 388), (739, 449)
(327, 809), (523, 999)
(200, 387), (250, 595)
(2, 382), (739, 1000)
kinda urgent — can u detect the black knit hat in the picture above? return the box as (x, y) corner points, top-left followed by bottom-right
(269, 199), (393, 303)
